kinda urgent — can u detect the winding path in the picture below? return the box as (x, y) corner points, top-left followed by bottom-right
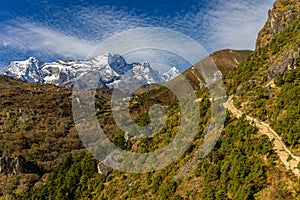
(225, 96), (300, 177)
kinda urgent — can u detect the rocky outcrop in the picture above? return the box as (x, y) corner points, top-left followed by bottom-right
(0, 155), (41, 176)
(268, 48), (300, 79)
(97, 162), (112, 176)
(256, 0), (300, 50)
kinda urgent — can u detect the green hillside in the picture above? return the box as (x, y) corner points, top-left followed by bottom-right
(225, 14), (300, 151)
(1, 0), (300, 199)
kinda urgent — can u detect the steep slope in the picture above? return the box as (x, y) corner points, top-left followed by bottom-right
(226, 0), (300, 156)
(21, 117), (281, 200)
(256, 0), (300, 49)
(207, 49), (253, 75)
(225, 96), (300, 177)
(0, 47), (297, 199)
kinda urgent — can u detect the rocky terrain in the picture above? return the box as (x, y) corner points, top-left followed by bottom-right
(0, 155), (41, 176)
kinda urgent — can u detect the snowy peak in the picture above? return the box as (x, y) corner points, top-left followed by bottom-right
(162, 67), (180, 81)
(108, 54), (131, 75)
(131, 62), (164, 84)
(3, 54), (180, 89)
(3, 57), (44, 83)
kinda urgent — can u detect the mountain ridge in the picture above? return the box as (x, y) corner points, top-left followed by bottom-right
(2, 53), (180, 90)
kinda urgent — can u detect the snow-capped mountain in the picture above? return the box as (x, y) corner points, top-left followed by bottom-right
(4, 57), (44, 83)
(161, 67), (180, 81)
(2, 53), (180, 89)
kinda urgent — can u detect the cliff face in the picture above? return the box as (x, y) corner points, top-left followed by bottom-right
(268, 48), (300, 79)
(0, 155), (41, 176)
(256, 0), (300, 50)
(255, 0), (300, 81)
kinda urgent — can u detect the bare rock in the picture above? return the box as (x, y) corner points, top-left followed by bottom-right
(97, 162), (112, 176)
(0, 155), (41, 176)
(256, 0), (300, 49)
(268, 49), (299, 79)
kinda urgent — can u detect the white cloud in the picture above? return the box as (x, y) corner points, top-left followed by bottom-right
(74, 5), (149, 40)
(149, 0), (273, 52)
(0, 22), (96, 59)
(2, 41), (10, 47)
(87, 27), (208, 72)
(0, 6), (154, 62)
(0, 0), (274, 67)
(197, 0), (274, 51)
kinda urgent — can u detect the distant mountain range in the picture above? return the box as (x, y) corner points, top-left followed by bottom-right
(2, 53), (180, 89)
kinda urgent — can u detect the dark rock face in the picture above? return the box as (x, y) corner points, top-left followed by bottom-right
(268, 49), (300, 79)
(108, 54), (131, 75)
(0, 155), (41, 176)
(256, 0), (300, 50)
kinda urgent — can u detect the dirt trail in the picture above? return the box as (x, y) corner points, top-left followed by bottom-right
(225, 96), (300, 177)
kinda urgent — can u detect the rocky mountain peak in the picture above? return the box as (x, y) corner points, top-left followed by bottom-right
(2, 54), (180, 90)
(108, 54), (131, 74)
(256, 0), (300, 50)
(3, 57), (43, 83)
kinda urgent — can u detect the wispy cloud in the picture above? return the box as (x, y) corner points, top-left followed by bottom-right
(0, 22), (96, 59)
(87, 27), (208, 72)
(0, 5), (152, 64)
(166, 0), (274, 52)
(0, 0), (274, 68)
(201, 0), (274, 51)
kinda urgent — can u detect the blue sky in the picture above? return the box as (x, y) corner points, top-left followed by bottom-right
(0, 0), (274, 70)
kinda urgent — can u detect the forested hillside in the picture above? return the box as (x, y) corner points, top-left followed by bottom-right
(1, 0), (300, 199)
(225, 0), (300, 152)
